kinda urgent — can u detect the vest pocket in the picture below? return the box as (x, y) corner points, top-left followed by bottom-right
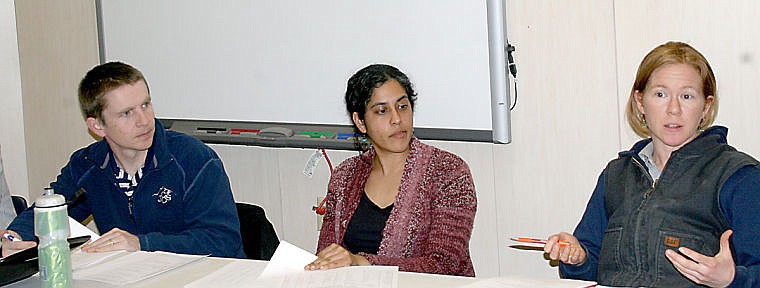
(654, 230), (708, 285)
(598, 226), (624, 278)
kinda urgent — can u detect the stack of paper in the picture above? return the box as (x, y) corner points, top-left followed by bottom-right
(71, 250), (124, 270)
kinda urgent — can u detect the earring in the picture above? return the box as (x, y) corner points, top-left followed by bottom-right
(699, 118), (705, 132)
(640, 114), (647, 129)
(357, 133), (372, 151)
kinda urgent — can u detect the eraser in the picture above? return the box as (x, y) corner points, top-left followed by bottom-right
(259, 127), (294, 138)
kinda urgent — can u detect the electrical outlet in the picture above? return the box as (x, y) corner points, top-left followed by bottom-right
(315, 196), (325, 231)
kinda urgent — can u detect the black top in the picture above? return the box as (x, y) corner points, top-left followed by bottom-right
(343, 192), (394, 254)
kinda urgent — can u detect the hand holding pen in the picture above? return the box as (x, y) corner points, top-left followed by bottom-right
(511, 237), (569, 246)
(1, 230), (37, 258)
(3, 232), (20, 242)
(544, 232), (586, 266)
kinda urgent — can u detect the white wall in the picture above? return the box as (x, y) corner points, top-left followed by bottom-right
(14, 0), (100, 199)
(0, 0), (28, 200)
(8, 0), (760, 280)
(495, 0), (621, 277)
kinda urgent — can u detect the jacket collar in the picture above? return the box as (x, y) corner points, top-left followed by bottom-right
(85, 119), (171, 171)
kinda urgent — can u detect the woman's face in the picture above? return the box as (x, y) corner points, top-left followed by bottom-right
(635, 63), (714, 153)
(352, 79), (414, 155)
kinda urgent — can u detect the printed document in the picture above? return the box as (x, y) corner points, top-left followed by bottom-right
(267, 265), (398, 288)
(71, 250), (124, 270)
(73, 251), (206, 285)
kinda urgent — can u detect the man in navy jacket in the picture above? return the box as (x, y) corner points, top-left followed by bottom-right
(2, 62), (245, 258)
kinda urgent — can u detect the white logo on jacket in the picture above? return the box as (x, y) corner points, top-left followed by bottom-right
(153, 186), (173, 204)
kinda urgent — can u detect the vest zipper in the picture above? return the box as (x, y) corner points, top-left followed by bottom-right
(645, 179), (658, 198)
(631, 156), (657, 280)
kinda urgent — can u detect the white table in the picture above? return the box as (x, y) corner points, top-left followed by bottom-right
(5, 257), (478, 288)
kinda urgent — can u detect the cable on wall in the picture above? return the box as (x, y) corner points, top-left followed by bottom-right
(506, 43), (518, 110)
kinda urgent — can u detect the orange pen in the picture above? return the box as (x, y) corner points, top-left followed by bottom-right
(510, 237), (570, 247)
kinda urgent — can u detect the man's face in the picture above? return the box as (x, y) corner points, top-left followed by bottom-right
(87, 80), (155, 158)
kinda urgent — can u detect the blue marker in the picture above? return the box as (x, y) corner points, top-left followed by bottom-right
(337, 133), (357, 140)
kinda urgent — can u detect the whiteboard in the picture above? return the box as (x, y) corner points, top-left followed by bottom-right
(98, 0), (494, 130)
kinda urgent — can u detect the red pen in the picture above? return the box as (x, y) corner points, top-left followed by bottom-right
(510, 237), (569, 247)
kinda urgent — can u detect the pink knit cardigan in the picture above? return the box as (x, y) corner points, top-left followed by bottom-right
(317, 138), (477, 276)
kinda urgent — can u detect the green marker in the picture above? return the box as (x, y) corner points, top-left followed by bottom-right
(298, 131), (335, 139)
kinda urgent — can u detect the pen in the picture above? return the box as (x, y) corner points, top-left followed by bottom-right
(231, 128), (259, 135)
(3, 233), (20, 242)
(510, 237), (569, 247)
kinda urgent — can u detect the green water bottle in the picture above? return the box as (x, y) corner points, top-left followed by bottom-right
(34, 187), (72, 288)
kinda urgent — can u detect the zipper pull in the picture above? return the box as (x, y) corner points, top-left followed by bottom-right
(128, 196), (135, 221)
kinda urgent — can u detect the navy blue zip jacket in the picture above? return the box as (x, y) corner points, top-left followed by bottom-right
(561, 126), (760, 287)
(9, 120), (245, 258)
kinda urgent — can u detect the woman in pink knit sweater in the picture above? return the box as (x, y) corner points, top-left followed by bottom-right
(304, 64), (477, 276)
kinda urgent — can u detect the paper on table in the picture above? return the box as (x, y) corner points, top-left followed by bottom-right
(68, 216), (99, 241)
(272, 266), (398, 288)
(74, 251), (206, 285)
(186, 241), (398, 288)
(258, 241), (397, 288)
(257, 240), (318, 279)
(185, 261), (398, 288)
(186, 241), (313, 288)
(459, 276), (596, 288)
(184, 260), (268, 288)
